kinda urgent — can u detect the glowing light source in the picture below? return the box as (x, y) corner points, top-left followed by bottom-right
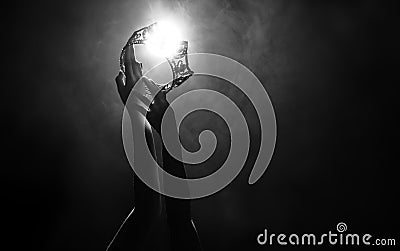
(145, 20), (183, 58)
(120, 20), (193, 93)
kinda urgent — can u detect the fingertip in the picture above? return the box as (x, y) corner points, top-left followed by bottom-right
(125, 45), (136, 62)
(145, 78), (161, 92)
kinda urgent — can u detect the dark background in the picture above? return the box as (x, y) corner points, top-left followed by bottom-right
(7, 0), (398, 250)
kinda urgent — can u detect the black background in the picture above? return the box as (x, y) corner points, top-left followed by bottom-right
(7, 0), (398, 250)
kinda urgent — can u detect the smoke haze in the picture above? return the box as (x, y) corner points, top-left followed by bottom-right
(8, 0), (397, 250)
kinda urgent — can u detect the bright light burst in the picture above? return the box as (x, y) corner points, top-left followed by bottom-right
(145, 20), (183, 58)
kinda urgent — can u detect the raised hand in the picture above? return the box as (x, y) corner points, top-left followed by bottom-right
(115, 46), (143, 105)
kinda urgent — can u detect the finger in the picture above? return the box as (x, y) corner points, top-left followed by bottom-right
(131, 77), (153, 106)
(144, 78), (161, 95)
(131, 87), (152, 107)
(126, 45), (142, 78)
(123, 47), (136, 87)
(143, 78), (167, 107)
(124, 46), (142, 85)
(140, 77), (156, 99)
(133, 60), (143, 79)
